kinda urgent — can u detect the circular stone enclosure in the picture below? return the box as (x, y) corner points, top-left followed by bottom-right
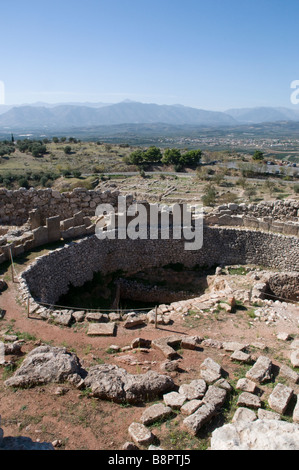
(21, 226), (299, 308)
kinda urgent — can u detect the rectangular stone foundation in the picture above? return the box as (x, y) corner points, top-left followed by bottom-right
(87, 322), (116, 336)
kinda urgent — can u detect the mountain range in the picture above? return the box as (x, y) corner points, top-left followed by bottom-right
(0, 100), (299, 130)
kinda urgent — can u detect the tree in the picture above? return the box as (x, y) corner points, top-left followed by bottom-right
(180, 149), (202, 166)
(128, 149), (145, 165)
(161, 148), (181, 166)
(64, 146), (72, 155)
(201, 184), (217, 206)
(252, 150), (264, 161)
(31, 143), (46, 157)
(143, 146), (162, 163)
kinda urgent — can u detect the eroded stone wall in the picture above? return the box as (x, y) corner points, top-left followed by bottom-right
(0, 187), (124, 226)
(20, 227), (299, 307)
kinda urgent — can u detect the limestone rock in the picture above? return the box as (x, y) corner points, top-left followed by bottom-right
(245, 356), (272, 384)
(257, 409), (281, 421)
(123, 315), (146, 329)
(203, 385), (227, 409)
(128, 422), (154, 446)
(279, 365), (299, 384)
(163, 391), (186, 409)
(179, 380), (207, 400)
(83, 364), (174, 404)
(290, 350), (299, 368)
(181, 336), (202, 350)
(232, 407), (257, 423)
(236, 378), (257, 394)
(211, 419), (299, 450)
(183, 403), (216, 435)
(87, 322), (116, 336)
(230, 350), (252, 364)
(181, 400), (202, 416)
(237, 392), (262, 409)
(140, 403), (172, 425)
(268, 383), (293, 415)
(85, 312), (108, 323)
(223, 341), (248, 352)
(200, 357), (222, 383)
(152, 335), (182, 359)
(72, 311), (86, 322)
(4, 346), (84, 388)
(50, 310), (73, 327)
(131, 338), (151, 349)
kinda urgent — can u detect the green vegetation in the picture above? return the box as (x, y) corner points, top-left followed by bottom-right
(252, 150), (264, 161)
(126, 146), (202, 170)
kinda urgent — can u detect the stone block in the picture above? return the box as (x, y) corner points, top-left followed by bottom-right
(87, 322), (116, 336)
(268, 383), (293, 414)
(46, 216), (61, 243)
(140, 403), (172, 425)
(32, 226), (48, 247)
(245, 356), (272, 384)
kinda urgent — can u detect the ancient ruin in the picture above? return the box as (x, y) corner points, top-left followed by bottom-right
(0, 188), (299, 450)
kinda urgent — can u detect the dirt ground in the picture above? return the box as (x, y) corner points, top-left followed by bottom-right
(0, 257), (299, 451)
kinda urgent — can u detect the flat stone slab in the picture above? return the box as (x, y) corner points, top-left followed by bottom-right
(179, 380), (207, 400)
(236, 378), (257, 394)
(203, 385), (227, 409)
(87, 322), (116, 336)
(245, 356), (272, 383)
(279, 365), (299, 384)
(237, 392), (262, 409)
(140, 403), (172, 425)
(128, 422), (154, 446)
(123, 317), (146, 329)
(230, 350), (252, 364)
(257, 409), (281, 420)
(232, 407), (257, 423)
(181, 336), (202, 350)
(85, 312), (108, 323)
(72, 311), (86, 323)
(183, 403), (216, 436)
(163, 391), (186, 409)
(268, 383), (294, 414)
(200, 357), (222, 383)
(50, 310), (73, 327)
(223, 341), (248, 352)
(181, 400), (203, 416)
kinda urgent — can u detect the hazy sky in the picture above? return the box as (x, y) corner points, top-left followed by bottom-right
(1, 0), (299, 110)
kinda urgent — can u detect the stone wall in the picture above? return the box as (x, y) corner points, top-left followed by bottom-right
(0, 187), (124, 226)
(205, 201), (299, 236)
(20, 227), (299, 308)
(207, 200), (299, 221)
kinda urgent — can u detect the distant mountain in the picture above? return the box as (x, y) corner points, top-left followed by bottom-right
(0, 105), (13, 116)
(1, 101), (299, 131)
(0, 101), (237, 130)
(226, 106), (299, 123)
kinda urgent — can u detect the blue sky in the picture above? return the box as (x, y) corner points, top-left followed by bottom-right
(1, 0), (299, 110)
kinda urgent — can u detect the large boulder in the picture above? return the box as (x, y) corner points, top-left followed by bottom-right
(83, 363), (174, 404)
(4, 346), (85, 388)
(210, 419), (299, 450)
